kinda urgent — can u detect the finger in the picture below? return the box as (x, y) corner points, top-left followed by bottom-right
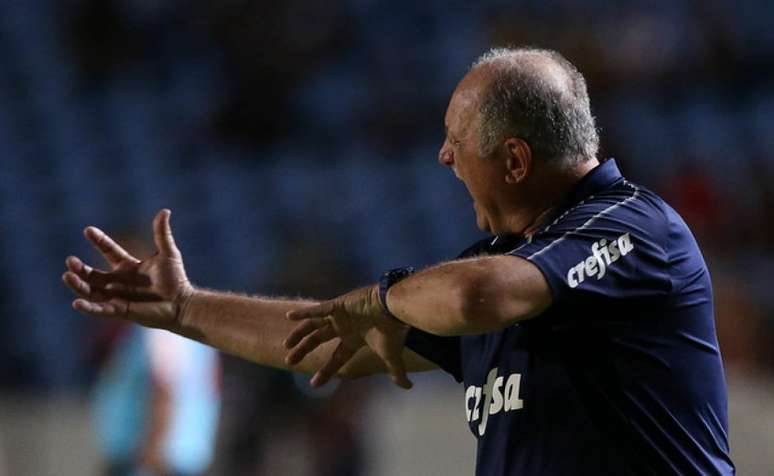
(63, 270), (158, 303)
(284, 318), (326, 349)
(66, 255), (88, 274)
(310, 342), (356, 388)
(286, 301), (336, 321)
(104, 282), (162, 301)
(67, 256), (150, 288)
(63, 271), (113, 302)
(84, 227), (140, 267)
(66, 255), (102, 280)
(285, 325), (336, 366)
(72, 297), (127, 318)
(381, 353), (413, 390)
(153, 209), (180, 257)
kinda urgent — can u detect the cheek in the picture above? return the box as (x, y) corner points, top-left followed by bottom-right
(468, 179), (490, 204)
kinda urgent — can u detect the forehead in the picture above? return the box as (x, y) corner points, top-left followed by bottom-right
(445, 72), (488, 131)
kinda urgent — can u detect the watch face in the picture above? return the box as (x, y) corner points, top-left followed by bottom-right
(386, 267), (415, 283)
(381, 270), (402, 290)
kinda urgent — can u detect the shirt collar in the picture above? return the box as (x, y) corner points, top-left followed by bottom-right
(489, 159), (624, 250)
(562, 158), (623, 206)
(536, 159), (624, 236)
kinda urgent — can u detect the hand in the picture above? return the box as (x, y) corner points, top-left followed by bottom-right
(284, 285), (413, 389)
(62, 209), (193, 329)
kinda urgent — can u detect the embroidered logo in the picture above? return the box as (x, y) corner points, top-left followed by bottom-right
(465, 368), (524, 436)
(566, 233), (634, 288)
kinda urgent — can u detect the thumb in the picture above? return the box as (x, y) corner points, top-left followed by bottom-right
(153, 209), (180, 256)
(287, 300), (336, 321)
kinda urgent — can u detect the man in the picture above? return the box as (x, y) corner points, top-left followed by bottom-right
(63, 47), (734, 475)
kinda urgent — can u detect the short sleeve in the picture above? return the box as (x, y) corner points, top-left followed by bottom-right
(405, 328), (463, 382)
(508, 195), (672, 304)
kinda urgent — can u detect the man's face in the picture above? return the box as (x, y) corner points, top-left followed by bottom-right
(438, 76), (504, 233)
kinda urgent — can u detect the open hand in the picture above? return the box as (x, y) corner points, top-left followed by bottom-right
(62, 209), (192, 329)
(284, 285), (413, 389)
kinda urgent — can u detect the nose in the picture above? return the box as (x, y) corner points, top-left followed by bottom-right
(438, 143), (454, 166)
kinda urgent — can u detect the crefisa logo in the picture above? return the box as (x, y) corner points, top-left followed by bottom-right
(465, 367), (524, 436)
(566, 233), (634, 288)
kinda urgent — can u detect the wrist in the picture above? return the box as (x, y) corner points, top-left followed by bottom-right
(378, 267), (415, 323)
(172, 285), (197, 332)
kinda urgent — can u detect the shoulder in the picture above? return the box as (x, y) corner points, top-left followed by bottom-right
(509, 179), (681, 300)
(579, 180), (706, 280)
(548, 180), (667, 235)
(526, 180), (672, 261)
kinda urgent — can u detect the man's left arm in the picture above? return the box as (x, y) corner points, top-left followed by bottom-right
(386, 256), (552, 336)
(285, 255), (551, 386)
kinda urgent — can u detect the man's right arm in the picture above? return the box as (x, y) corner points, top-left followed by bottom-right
(175, 289), (436, 378)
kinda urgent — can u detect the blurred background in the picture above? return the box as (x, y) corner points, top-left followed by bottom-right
(1, 0), (773, 474)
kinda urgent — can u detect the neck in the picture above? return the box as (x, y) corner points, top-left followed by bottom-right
(521, 207), (556, 238)
(503, 157), (599, 237)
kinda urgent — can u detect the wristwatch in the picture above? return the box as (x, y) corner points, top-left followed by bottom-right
(378, 266), (415, 323)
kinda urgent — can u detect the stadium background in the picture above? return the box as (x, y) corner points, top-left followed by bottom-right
(1, 0), (773, 474)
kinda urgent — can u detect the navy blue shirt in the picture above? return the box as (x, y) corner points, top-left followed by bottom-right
(406, 160), (734, 475)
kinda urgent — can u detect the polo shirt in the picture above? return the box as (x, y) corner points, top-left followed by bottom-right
(406, 159), (734, 475)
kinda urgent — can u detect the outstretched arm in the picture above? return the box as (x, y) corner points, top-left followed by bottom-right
(62, 209), (436, 382)
(175, 288), (404, 378)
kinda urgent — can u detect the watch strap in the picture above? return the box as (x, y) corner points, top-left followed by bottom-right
(378, 267), (415, 322)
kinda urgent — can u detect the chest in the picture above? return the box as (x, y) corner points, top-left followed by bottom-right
(460, 322), (582, 439)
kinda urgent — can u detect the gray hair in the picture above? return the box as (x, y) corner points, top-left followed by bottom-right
(472, 47), (599, 167)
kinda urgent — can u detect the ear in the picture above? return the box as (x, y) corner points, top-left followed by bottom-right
(504, 138), (531, 184)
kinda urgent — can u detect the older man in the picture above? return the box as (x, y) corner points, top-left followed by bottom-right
(63, 47), (734, 475)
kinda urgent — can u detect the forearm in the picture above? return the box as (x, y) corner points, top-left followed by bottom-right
(170, 288), (435, 378)
(385, 256), (551, 336)
(172, 289), (337, 375)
